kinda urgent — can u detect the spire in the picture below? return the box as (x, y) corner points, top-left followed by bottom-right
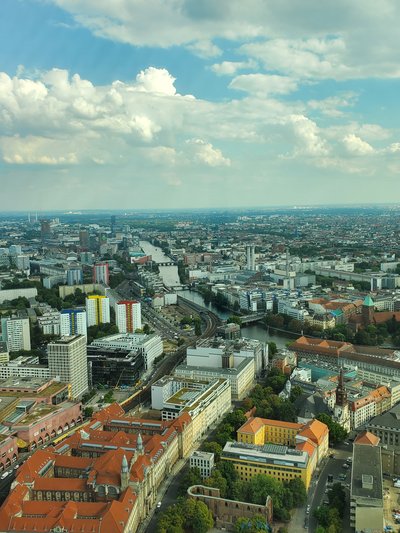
(137, 433), (144, 454)
(336, 368), (347, 407)
(121, 454), (128, 473)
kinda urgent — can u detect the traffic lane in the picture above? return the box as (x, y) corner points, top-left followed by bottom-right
(308, 457), (351, 532)
(145, 468), (183, 532)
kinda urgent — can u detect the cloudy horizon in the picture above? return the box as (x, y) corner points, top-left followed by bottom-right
(1, 0), (400, 210)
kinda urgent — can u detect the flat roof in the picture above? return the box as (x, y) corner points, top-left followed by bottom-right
(222, 441), (308, 468)
(351, 444), (383, 501)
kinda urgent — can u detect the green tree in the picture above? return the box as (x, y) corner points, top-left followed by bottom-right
(84, 406), (94, 418)
(204, 469), (228, 497)
(157, 504), (185, 533)
(183, 499), (214, 533)
(285, 478), (307, 507)
(316, 413), (347, 444)
(202, 441), (222, 461)
(227, 315), (242, 326)
(267, 342), (277, 355)
(235, 515), (270, 532)
(179, 467), (203, 495)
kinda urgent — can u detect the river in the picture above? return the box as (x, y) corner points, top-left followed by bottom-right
(179, 289), (293, 350)
(140, 240), (181, 287)
(139, 240), (293, 349)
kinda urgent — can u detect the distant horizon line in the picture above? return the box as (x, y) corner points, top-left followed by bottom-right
(2, 202), (400, 215)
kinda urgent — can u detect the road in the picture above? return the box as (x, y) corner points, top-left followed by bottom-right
(290, 443), (353, 533)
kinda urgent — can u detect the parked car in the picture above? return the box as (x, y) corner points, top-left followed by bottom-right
(1, 472), (9, 479)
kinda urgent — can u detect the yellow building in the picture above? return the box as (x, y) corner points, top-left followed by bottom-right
(221, 441), (313, 489)
(237, 417), (329, 464)
(86, 295), (110, 326)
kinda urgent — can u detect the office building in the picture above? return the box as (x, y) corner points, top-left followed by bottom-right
(246, 245), (255, 271)
(1, 317), (31, 352)
(115, 300), (142, 333)
(48, 335), (89, 399)
(79, 229), (90, 249)
(86, 295), (110, 327)
(0, 341), (9, 363)
(66, 267), (83, 286)
(91, 333), (162, 369)
(190, 451), (214, 479)
(60, 309), (87, 337)
(92, 262), (109, 285)
(350, 443), (383, 532)
(221, 441), (313, 489)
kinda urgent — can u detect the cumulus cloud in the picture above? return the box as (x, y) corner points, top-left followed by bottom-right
(287, 114), (329, 157)
(210, 60), (257, 76)
(343, 134), (375, 155)
(50, 0), (400, 79)
(229, 74), (297, 96)
(185, 139), (231, 167)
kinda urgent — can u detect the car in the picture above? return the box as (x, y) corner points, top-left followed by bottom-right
(344, 441), (350, 446)
(306, 505), (311, 514)
(156, 502), (162, 509)
(1, 472), (9, 479)
(13, 465), (19, 470)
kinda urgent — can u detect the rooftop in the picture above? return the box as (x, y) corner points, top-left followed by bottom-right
(222, 441), (308, 468)
(351, 444), (383, 501)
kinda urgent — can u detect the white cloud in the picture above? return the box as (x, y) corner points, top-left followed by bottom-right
(135, 67), (177, 96)
(229, 74), (297, 96)
(210, 60), (257, 76)
(287, 114), (329, 157)
(185, 139), (231, 167)
(186, 40), (222, 58)
(50, 0), (400, 80)
(343, 134), (375, 155)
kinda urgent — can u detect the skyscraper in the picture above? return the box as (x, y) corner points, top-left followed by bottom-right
(60, 309), (87, 336)
(246, 245), (255, 271)
(1, 317), (31, 352)
(115, 300), (142, 333)
(86, 295), (110, 327)
(48, 335), (88, 399)
(79, 229), (90, 249)
(92, 262), (109, 285)
(66, 267), (83, 286)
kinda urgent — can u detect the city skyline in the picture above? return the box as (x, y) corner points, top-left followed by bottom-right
(1, 1), (400, 210)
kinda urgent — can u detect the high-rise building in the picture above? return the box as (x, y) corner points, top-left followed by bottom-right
(79, 229), (90, 249)
(246, 245), (255, 271)
(92, 262), (109, 285)
(40, 220), (52, 240)
(66, 267), (83, 286)
(86, 295), (110, 327)
(48, 335), (88, 398)
(115, 300), (142, 333)
(60, 309), (87, 337)
(1, 317), (31, 352)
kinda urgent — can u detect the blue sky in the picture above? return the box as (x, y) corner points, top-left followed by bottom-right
(1, 0), (400, 211)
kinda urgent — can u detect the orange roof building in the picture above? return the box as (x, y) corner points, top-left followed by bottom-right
(0, 404), (194, 532)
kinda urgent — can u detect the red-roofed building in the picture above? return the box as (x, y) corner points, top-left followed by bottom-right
(0, 404), (195, 532)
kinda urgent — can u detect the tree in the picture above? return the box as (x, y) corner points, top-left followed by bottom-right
(184, 499), (214, 533)
(235, 515), (270, 532)
(157, 504), (185, 533)
(316, 414), (347, 444)
(227, 315), (242, 326)
(84, 406), (94, 418)
(267, 342), (277, 356)
(204, 469), (228, 497)
(202, 441), (222, 461)
(179, 467), (203, 495)
(285, 478), (307, 507)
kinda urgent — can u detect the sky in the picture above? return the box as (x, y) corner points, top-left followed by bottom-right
(1, 0), (400, 211)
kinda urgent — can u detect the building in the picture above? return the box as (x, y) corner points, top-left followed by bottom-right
(66, 266), (83, 286)
(151, 376), (231, 442)
(333, 368), (351, 432)
(60, 308), (87, 336)
(221, 441), (313, 489)
(0, 436), (18, 473)
(366, 403), (400, 448)
(350, 443), (383, 532)
(48, 336), (89, 399)
(93, 262), (109, 285)
(86, 295), (110, 326)
(79, 229), (90, 249)
(187, 485), (273, 531)
(237, 417), (329, 464)
(0, 355), (49, 380)
(246, 245), (255, 271)
(91, 333), (162, 369)
(190, 451), (214, 479)
(115, 300), (142, 333)
(1, 317), (31, 352)
(0, 341), (9, 363)
(87, 345), (144, 387)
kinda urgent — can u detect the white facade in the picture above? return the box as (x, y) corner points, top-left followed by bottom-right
(37, 311), (60, 336)
(0, 288), (37, 304)
(86, 296), (110, 327)
(60, 309), (87, 337)
(115, 301), (142, 333)
(1, 317), (31, 352)
(0, 355), (50, 380)
(91, 332), (162, 369)
(48, 335), (88, 399)
(190, 451), (215, 479)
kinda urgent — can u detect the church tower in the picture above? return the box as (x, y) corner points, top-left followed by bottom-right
(362, 295), (374, 326)
(333, 368), (351, 432)
(121, 454), (129, 491)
